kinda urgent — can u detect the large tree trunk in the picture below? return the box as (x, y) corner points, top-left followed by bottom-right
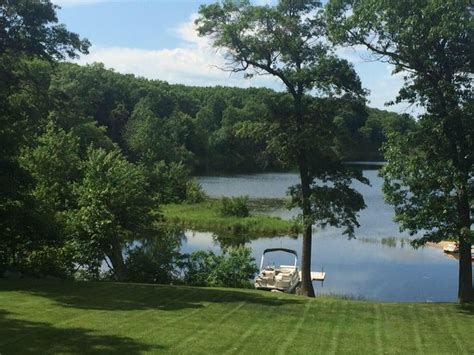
(458, 238), (472, 304)
(294, 92), (315, 297)
(458, 188), (472, 304)
(299, 161), (315, 297)
(107, 238), (127, 282)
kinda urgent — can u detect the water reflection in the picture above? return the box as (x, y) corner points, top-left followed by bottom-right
(181, 230), (458, 302)
(194, 169), (462, 302)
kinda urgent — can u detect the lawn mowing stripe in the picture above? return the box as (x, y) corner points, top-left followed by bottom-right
(228, 296), (300, 354)
(408, 304), (424, 353)
(326, 300), (347, 355)
(276, 299), (312, 355)
(438, 306), (466, 354)
(426, 304), (465, 354)
(132, 288), (236, 342)
(222, 320), (261, 354)
(312, 298), (337, 351)
(170, 300), (248, 352)
(97, 287), (202, 335)
(220, 295), (288, 354)
(373, 303), (384, 354)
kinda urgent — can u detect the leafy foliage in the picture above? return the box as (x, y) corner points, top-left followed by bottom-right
(0, 0), (88, 272)
(326, 0), (473, 303)
(220, 196), (250, 218)
(183, 247), (258, 288)
(66, 147), (155, 280)
(148, 161), (189, 204)
(185, 179), (207, 204)
(125, 226), (185, 284)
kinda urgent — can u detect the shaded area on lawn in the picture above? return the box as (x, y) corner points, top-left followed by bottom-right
(457, 302), (474, 316)
(0, 310), (161, 354)
(0, 279), (303, 312)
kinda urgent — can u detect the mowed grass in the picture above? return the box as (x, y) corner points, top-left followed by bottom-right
(1, 280), (473, 354)
(162, 199), (296, 237)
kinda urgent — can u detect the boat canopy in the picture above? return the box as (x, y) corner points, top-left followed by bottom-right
(260, 248), (298, 270)
(262, 248), (297, 256)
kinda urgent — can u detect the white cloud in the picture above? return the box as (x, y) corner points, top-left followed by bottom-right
(76, 14), (282, 89)
(75, 14), (421, 116)
(53, 0), (131, 6)
(336, 45), (423, 116)
(367, 65), (423, 116)
(54, 0), (110, 6)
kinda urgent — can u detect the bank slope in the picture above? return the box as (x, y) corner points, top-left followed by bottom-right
(0, 280), (473, 354)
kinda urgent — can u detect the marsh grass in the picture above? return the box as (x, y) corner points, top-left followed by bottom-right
(162, 198), (298, 237)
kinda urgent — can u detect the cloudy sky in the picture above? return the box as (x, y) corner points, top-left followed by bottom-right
(54, 0), (419, 115)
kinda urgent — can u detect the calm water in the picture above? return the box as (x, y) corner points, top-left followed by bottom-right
(182, 170), (462, 302)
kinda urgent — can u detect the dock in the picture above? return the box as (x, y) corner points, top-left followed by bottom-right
(299, 271), (326, 282)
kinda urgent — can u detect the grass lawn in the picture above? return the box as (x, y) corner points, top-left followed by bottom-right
(1, 280), (473, 354)
(162, 199), (297, 237)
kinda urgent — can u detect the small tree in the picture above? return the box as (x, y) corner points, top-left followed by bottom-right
(326, 0), (473, 303)
(68, 147), (155, 281)
(197, 0), (368, 296)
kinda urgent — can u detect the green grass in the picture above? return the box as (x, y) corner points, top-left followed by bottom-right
(162, 199), (297, 237)
(1, 280), (473, 354)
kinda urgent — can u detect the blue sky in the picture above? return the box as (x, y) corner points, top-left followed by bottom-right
(55, 0), (419, 115)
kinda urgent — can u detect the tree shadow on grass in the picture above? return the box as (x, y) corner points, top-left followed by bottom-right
(0, 310), (161, 354)
(456, 302), (474, 316)
(0, 279), (304, 312)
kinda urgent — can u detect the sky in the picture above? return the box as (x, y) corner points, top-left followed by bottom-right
(54, 0), (420, 115)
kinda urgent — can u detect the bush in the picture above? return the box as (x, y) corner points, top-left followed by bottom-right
(183, 246), (258, 288)
(220, 196), (249, 217)
(185, 179), (207, 203)
(23, 245), (74, 278)
(125, 226), (185, 284)
(149, 161), (189, 203)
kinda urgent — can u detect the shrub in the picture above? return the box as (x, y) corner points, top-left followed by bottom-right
(220, 196), (249, 217)
(125, 226), (185, 284)
(23, 245), (74, 278)
(183, 246), (258, 288)
(149, 161), (189, 203)
(185, 179), (207, 203)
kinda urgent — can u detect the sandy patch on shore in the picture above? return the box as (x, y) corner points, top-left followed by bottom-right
(427, 241), (456, 250)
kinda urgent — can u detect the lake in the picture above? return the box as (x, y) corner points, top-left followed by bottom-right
(181, 169), (463, 302)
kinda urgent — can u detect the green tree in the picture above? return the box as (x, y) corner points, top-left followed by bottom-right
(68, 147), (155, 281)
(0, 0), (89, 268)
(326, 0), (473, 303)
(20, 122), (81, 214)
(197, 0), (367, 296)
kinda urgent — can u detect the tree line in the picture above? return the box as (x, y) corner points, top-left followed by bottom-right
(34, 61), (414, 174)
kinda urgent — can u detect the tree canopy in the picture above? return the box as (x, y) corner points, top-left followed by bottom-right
(326, 0), (473, 303)
(197, 0), (369, 296)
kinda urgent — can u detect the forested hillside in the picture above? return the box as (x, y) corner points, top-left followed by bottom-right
(49, 62), (415, 173)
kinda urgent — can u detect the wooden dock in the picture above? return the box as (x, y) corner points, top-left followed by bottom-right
(299, 271), (326, 282)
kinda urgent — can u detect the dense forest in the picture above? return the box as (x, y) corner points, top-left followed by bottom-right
(38, 62), (415, 174)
